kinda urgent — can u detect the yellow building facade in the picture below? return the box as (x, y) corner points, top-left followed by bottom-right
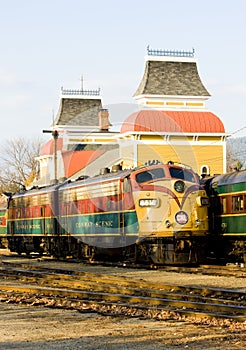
(120, 134), (225, 176)
(119, 47), (228, 176)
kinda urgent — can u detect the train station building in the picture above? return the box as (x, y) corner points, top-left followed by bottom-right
(35, 48), (228, 186)
(119, 47), (227, 175)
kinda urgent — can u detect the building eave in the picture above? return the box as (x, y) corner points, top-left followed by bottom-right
(145, 54), (197, 63)
(134, 94), (210, 100)
(119, 130), (230, 138)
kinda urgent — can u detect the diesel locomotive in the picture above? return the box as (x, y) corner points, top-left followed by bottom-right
(6, 162), (210, 265)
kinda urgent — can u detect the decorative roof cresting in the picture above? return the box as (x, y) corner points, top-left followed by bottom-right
(147, 46), (195, 58)
(61, 87), (101, 96)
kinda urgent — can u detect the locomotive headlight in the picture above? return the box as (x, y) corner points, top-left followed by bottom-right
(165, 220), (171, 228)
(174, 180), (185, 193)
(195, 219), (201, 227)
(175, 211), (188, 225)
(139, 198), (158, 207)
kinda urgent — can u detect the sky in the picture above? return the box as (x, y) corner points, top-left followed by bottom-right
(1, 0), (246, 143)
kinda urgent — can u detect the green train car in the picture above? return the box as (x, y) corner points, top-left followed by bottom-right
(207, 171), (246, 263)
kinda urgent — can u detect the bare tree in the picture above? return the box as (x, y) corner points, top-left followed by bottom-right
(226, 143), (242, 172)
(0, 137), (43, 193)
(226, 138), (246, 172)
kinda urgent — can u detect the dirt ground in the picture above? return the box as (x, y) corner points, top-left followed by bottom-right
(0, 304), (245, 350)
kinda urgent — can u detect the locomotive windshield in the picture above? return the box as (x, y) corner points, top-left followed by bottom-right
(136, 168), (165, 184)
(169, 167), (196, 183)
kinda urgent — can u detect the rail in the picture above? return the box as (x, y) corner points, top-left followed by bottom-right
(0, 262), (245, 322)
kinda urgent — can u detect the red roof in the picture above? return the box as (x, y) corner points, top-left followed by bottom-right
(40, 138), (63, 156)
(120, 110), (225, 133)
(40, 139), (105, 177)
(62, 150), (105, 178)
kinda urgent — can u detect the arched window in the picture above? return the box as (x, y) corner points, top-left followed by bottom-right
(200, 165), (210, 176)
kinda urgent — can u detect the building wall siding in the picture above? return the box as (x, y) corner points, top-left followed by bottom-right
(136, 143), (224, 175)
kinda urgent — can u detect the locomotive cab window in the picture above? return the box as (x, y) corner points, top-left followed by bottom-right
(135, 168), (165, 184)
(232, 195), (244, 212)
(169, 167), (196, 183)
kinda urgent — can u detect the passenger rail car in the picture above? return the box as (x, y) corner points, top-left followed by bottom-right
(0, 194), (8, 248)
(7, 162), (209, 264)
(206, 171), (246, 263)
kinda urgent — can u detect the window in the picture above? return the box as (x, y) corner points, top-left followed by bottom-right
(232, 195), (244, 212)
(136, 168), (165, 184)
(222, 197), (227, 214)
(169, 167), (196, 183)
(200, 165), (210, 176)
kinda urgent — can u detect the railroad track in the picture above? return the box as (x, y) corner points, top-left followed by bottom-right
(1, 249), (246, 278)
(0, 261), (245, 322)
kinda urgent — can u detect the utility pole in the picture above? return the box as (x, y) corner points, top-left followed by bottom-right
(43, 129), (59, 184)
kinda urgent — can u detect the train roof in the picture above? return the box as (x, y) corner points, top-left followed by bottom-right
(10, 169), (133, 198)
(59, 162), (198, 190)
(212, 170), (246, 187)
(10, 161), (198, 198)
(10, 183), (61, 199)
(59, 169), (132, 190)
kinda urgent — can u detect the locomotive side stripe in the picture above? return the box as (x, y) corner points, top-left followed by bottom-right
(138, 184), (201, 209)
(218, 214), (246, 235)
(3, 233), (139, 237)
(67, 233), (138, 237)
(220, 213), (246, 217)
(222, 233), (246, 236)
(216, 190), (246, 196)
(7, 209), (136, 221)
(138, 184), (180, 207)
(215, 182), (246, 194)
(180, 185), (201, 209)
(8, 216), (55, 221)
(7, 211), (139, 236)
